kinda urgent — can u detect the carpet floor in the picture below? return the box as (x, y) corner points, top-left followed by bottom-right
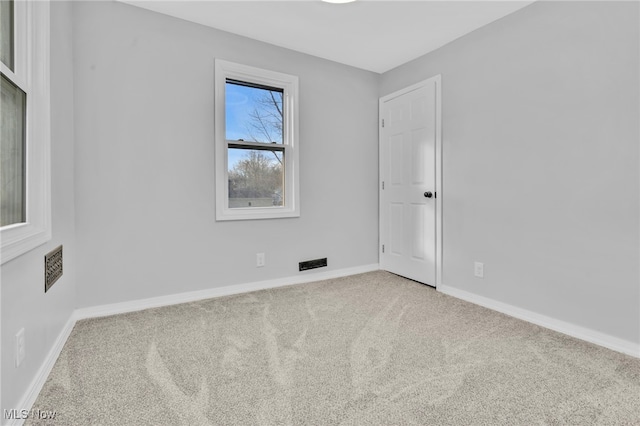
(27, 271), (640, 425)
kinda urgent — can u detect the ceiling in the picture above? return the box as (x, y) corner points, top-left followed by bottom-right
(118, 0), (536, 73)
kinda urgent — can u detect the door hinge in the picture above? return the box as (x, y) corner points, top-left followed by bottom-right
(381, 119), (385, 128)
(382, 244), (385, 253)
(381, 181), (385, 190)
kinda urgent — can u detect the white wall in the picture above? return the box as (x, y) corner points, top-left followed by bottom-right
(4, 0), (638, 414)
(1, 1), (77, 412)
(72, 1), (380, 308)
(380, 1), (640, 344)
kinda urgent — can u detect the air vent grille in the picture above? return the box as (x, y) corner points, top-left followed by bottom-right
(45, 245), (63, 292)
(299, 257), (328, 271)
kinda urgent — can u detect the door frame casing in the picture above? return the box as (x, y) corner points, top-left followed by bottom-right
(379, 75), (443, 287)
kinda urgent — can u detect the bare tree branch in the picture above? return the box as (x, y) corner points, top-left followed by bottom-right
(243, 90), (284, 165)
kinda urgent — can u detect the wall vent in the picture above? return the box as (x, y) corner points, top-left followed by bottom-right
(45, 245), (63, 293)
(299, 257), (328, 272)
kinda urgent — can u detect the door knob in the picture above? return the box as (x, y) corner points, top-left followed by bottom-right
(424, 191), (433, 198)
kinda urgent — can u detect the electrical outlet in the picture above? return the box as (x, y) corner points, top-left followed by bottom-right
(256, 253), (265, 267)
(474, 262), (484, 278)
(16, 328), (25, 367)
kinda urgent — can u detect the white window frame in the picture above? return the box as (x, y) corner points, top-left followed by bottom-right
(214, 59), (299, 221)
(1, 0), (51, 264)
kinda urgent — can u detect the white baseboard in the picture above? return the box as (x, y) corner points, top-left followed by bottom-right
(74, 263), (380, 320)
(6, 315), (76, 426)
(438, 284), (640, 358)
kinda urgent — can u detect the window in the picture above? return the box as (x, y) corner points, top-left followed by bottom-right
(215, 60), (299, 220)
(0, 0), (51, 264)
(1, 73), (26, 227)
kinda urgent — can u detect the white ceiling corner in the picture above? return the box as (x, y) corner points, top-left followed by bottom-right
(117, 0), (536, 73)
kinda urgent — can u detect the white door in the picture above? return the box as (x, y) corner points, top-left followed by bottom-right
(379, 76), (441, 287)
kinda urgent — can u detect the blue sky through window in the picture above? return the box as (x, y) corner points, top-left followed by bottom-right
(226, 82), (283, 171)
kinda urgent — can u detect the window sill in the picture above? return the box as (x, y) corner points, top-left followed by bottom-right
(1, 223), (51, 264)
(216, 206), (300, 221)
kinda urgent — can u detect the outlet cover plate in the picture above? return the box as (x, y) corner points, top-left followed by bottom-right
(474, 261), (484, 278)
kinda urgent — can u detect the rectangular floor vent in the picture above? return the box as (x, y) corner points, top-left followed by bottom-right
(299, 257), (327, 271)
(45, 245), (63, 293)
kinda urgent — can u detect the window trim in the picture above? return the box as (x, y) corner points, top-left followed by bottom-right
(1, 0), (51, 264)
(214, 59), (299, 221)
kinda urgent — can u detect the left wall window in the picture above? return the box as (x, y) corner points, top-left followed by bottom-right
(1, 72), (26, 227)
(0, 0), (51, 264)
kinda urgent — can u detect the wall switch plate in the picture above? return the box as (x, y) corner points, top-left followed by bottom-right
(256, 253), (265, 267)
(474, 262), (484, 278)
(16, 328), (25, 367)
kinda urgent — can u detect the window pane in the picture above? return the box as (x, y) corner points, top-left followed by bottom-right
(1, 72), (26, 227)
(225, 80), (283, 144)
(0, 0), (13, 70)
(228, 148), (284, 208)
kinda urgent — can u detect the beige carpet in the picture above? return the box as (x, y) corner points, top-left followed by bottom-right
(27, 271), (640, 425)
